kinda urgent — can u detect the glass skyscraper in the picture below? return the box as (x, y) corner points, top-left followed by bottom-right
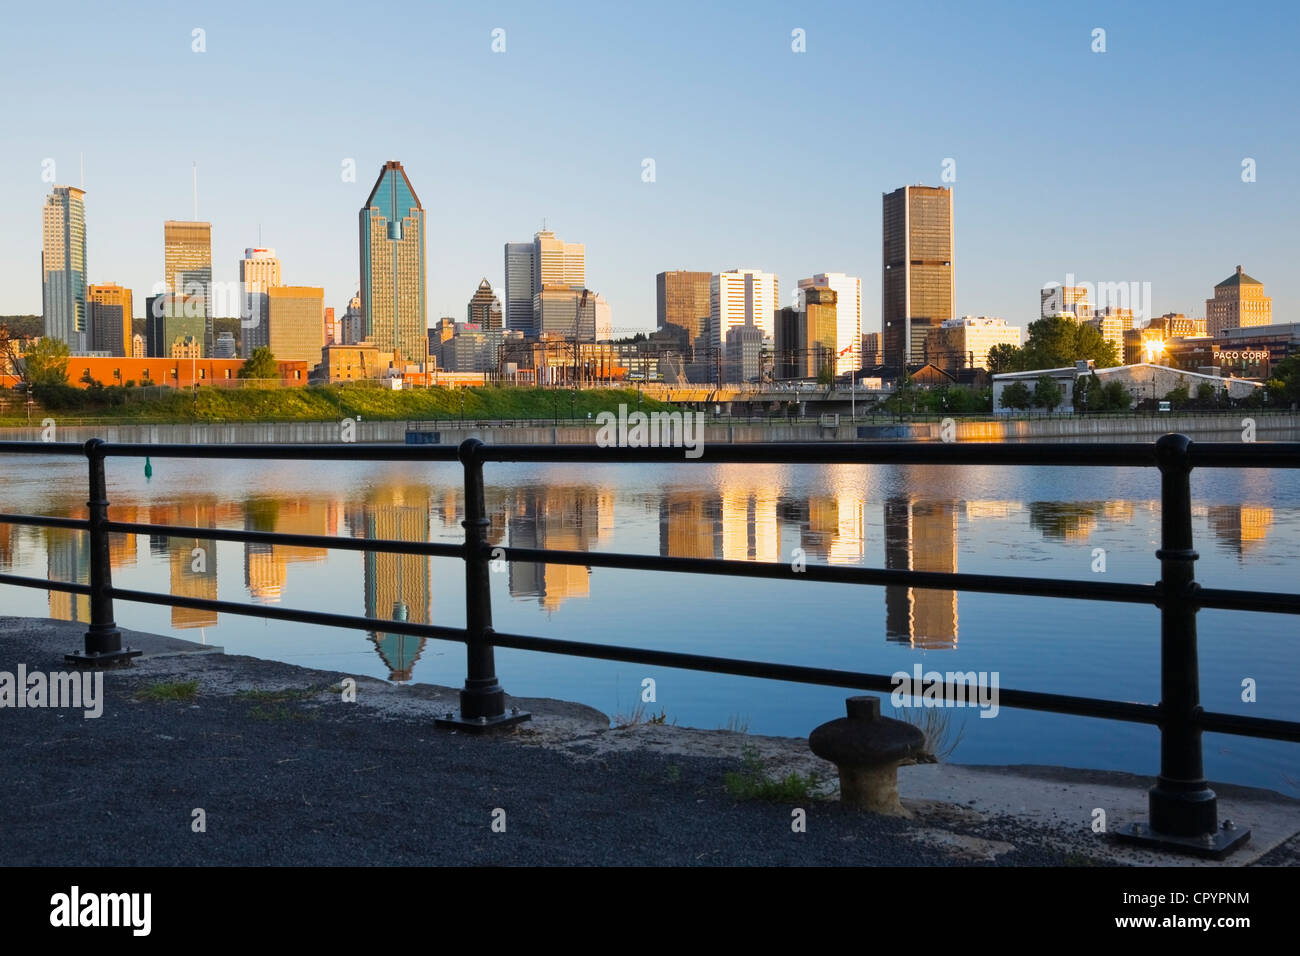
(41, 186), (88, 351)
(358, 161), (426, 362)
(882, 185), (954, 371)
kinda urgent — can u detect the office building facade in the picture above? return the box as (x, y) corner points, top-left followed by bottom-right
(359, 161), (426, 362)
(656, 270), (712, 356)
(42, 186), (88, 351)
(164, 220), (213, 354)
(798, 273), (861, 375)
(1206, 266), (1272, 337)
(267, 286), (326, 367)
(882, 185), (954, 370)
(87, 283), (133, 357)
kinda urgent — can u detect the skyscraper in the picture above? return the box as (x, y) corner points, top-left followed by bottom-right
(41, 186), (88, 351)
(504, 230), (585, 335)
(359, 161), (426, 362)
(798, 272), (861, 375)
(164, 220), (213, 355)
(882, 185), (954, 370)
(239, 247), (282, 357)
(1206, 266), (1272, 337)
(656, 270), (712, 357)
(710, 269), (778, 355)
(467, 277), (503, 329)
(87, 283), (133, 357)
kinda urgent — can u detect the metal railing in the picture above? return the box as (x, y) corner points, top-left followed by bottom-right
(1, 434), (1298, 858)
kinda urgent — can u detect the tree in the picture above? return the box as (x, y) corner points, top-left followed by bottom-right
(1267, 354), (1300, 406)
(1001, 380), (1033, 410)
(986, 342), (1023, 375)
(1094, 380), (1134, 411)
(1072, 372), (1097, 411)
(1032, 374), (1064, 410)
(1020, 315), (1120, 371)
(1164, 383), (1191, 409)
(23, 337), (71, 386)
(1194, 382), (1217, 407)
(239, 346), (278, 381)
(816, 362), (834, 386)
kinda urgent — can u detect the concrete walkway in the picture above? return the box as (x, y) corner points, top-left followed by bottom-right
(2, 617), (1296, 866)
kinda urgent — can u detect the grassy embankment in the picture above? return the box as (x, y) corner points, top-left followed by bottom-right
(0, 386), (671, 427)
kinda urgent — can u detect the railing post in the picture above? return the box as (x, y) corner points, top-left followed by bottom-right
(66, 439), (140, 668)
(435, 439), (529, 732)
(1116, 433), (1248, 858)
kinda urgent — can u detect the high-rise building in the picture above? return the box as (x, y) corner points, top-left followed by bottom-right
(1085, 306), (1134, 355)
(724, 322), (764, 383)
(239, 247), (281, 357)
(504, 230), (585, 335)
(861, 331), (882, 368)
(214, 331), (237, 358)
(164, 220), (213, 354)
(145, 294), (206, 358)
(87, 283), (133, 357)
(41, 186), (88, 351)
(1041, 284), (1091, 319)
(593, 292), (612, 342)
(323, 307), (336, 345)
(710, 269), (778, 355)
(1206, 265), (1272, 337)
(467, 277), (504, 330)
(882, 185), (954, 370)
(1122, 313), (1208, 365)
(798, 273), (861, 375)
(131, 333), (146, 358)
(340, 292), (363, 345)
(656, 271), (712, 356)
(534, 285), (597, 341)
(503, 242), (535, 334)
(358, 161), (426, 362)
(930, 316), (1021, 371)
(267, 286), (325, 367)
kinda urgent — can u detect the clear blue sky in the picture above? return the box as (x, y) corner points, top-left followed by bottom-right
(2, 0), (1295, 335)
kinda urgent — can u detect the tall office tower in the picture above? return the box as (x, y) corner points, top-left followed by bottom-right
(1041, 284), (1091, 319)
(41, 186), (88, 351)
(467, 277), (504, 329)
(656, 270), (712, 357)
(358, 161), (426, 362)
(710, 269), (779, 356)
(1206, 265), (1272, 337)
(534, 230), (585, 288)
(798, 273), (861, 375)
(239, 247), (282, 356)
(882, 185), (954, 370)
(534, 285), (598, 341)
(774, 306), (805, 379)
(164, 220), (213, 354)
(802, 286), (839, 378)
(504, 242), (535, 333)
(87, 283), (133, 357)
(341, 292), (363, 344)
(860, 331), (882, 367)
(323, 307), (336, 345)
(723, 322), (764, 383)
(267, 286), (325, 366)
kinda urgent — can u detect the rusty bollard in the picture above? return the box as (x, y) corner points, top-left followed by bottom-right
(809, 696), (925, 816)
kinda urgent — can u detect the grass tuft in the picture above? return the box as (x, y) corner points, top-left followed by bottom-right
(136, 680), (199, 703)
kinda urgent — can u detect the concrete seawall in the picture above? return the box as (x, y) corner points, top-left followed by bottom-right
(0, 413), (1294, 445)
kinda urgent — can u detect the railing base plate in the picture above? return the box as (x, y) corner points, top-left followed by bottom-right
(1114, 822), (1251, 859)
(434, 710), (532, 734)
(64, 648), (143, 669)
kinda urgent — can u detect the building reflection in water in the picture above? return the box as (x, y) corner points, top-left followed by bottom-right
(346, 485), (432, 683)
(884, 497), (960, 650)
(1206, 505), (1274, 559)
(508, 487), (607, 611)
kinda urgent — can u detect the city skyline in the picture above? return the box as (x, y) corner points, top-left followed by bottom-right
(3, 2), (1295, 335)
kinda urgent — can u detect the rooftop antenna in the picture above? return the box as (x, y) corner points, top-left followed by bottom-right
(79, 153), (84, 189)
(192, 162), (198, 220)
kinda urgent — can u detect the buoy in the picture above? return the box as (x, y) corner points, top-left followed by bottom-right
(144, 457), (153, 480)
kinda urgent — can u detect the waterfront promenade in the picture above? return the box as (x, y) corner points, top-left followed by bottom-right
(3, 617), (1296, 867)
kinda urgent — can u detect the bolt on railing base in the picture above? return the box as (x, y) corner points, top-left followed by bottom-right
(65, 647), (142, 669)
(1114, 821), (1251, 860)
(434, 708), (532, 734)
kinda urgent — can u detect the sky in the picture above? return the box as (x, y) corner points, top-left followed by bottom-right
(2, 0), (1296, 337)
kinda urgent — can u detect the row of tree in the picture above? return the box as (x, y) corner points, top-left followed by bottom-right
(986, 315), (1121, 374)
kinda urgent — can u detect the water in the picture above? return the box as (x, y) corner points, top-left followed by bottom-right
(1, 445), (1297, 794)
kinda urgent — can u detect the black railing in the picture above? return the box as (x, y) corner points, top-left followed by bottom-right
(0, 434), (1298, 858)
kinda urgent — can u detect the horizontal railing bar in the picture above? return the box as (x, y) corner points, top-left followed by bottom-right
(482, 628), (1163, 724)
(1188, 443), (1300, 468)
(99, 443), (460, 461)
(1195, 709), (1300, 743)
(109, 587), (468, 642)
(104, 521), (465, 559)
(0, 573), (90, 595)
(496, 544), (1163, 605)
(1192, 586), (1300, 615)
(0, 513), (90, 531)
(0, 441), (86, 456)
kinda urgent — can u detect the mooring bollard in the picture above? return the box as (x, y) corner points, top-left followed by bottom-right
(809, 696), (924, 816)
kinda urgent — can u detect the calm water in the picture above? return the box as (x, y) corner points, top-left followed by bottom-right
(1, 442), (1297, 793)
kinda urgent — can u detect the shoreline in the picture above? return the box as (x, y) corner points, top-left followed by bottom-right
(1, 616), (1295, 867)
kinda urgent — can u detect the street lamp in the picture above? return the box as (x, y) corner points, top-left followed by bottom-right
(1145, 339), (1166, 413)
